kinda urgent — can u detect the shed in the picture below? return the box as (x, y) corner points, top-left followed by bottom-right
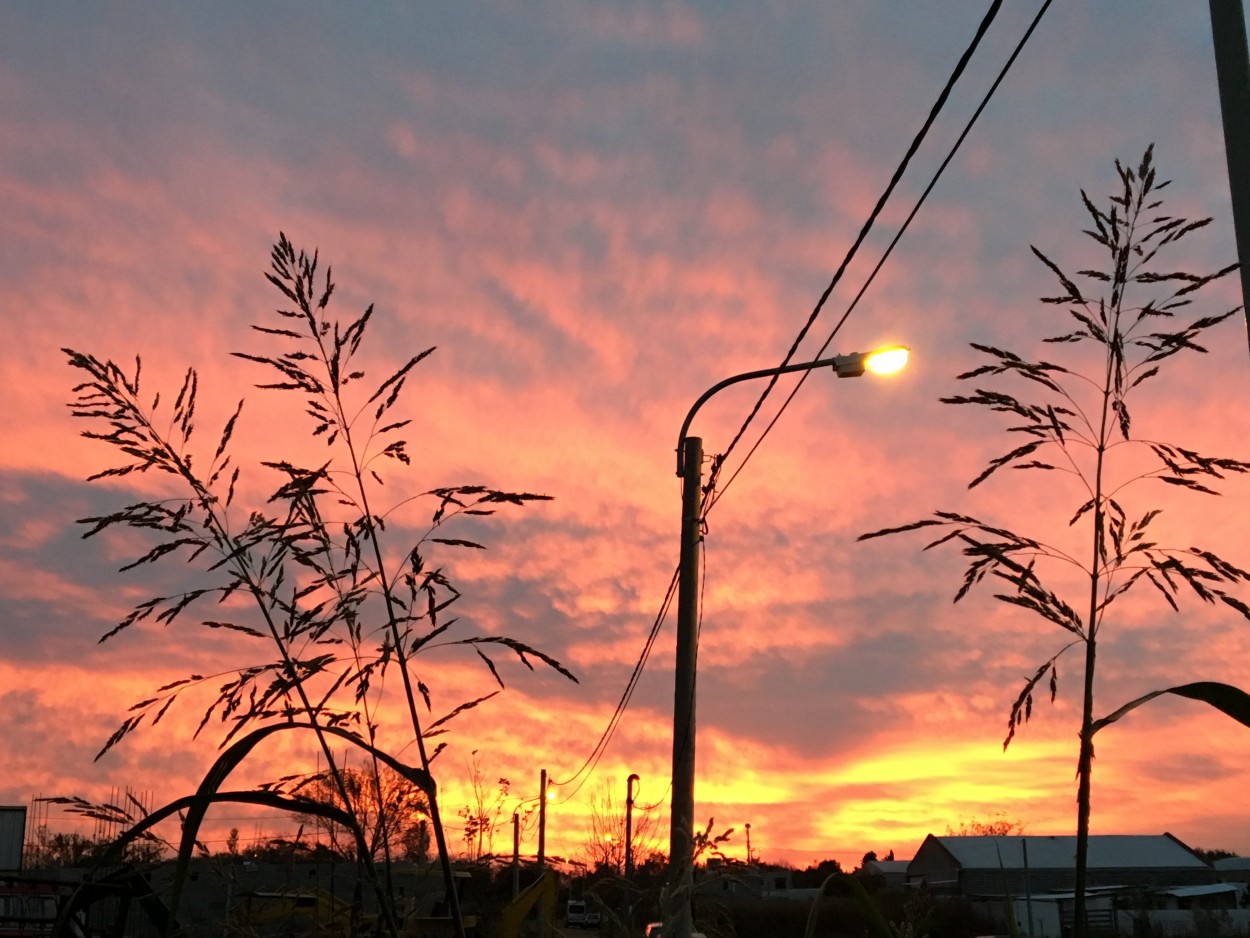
(860, 859), (910, 889)
(907, 833), (1214, 897)
(1214, 856), (1250, 884)
(1154, 883), (1240, 911)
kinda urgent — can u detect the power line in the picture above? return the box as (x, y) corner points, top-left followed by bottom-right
(539, 0), (1052, 821)
(548, 563), (681, 799)
(548, 0), (1008, 810)
(708, 0), (1009, 509)
(709, 0), (1055, 512)
(550, 490), (715, 803)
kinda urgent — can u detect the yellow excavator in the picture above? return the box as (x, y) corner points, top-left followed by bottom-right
(498, 870), (557, 938)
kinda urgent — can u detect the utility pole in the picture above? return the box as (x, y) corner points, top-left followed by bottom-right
(666, 435), (703, 938)
(537, 769), (549, 870)
(512, 812), (520, 898)
(663, 350), (905, 938)
(625, 774), (640, 878)
(1209, 0), (1250, 356)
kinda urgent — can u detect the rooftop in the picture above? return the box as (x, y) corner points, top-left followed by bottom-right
(927, 834), (1206, 870)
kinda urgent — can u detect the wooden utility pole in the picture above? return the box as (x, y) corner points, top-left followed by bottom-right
(537, 768), (548, 869)
(512, 812), (520, 898)
(666, 436), (703, 938)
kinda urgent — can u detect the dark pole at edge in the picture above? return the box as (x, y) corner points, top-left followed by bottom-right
(1209, 0), (1250, 358)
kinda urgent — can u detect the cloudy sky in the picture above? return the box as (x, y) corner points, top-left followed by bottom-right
(4, 2), (1250, 871)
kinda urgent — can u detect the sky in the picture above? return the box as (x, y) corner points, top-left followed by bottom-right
(4, 2), (1250, 874)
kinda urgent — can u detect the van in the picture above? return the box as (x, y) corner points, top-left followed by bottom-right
(567, 899), (588, 926)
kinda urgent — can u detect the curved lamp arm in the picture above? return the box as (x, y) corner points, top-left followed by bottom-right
(675, 347), (908, 476)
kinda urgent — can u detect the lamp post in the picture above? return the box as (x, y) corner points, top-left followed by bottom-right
(512, 811), (520, 898)
(665, 347), (908, 938)
(625, 773), (640, 878)
(537, 769), (550, 869)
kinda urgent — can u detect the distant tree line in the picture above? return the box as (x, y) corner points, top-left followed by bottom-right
(24, 825), (163, 870)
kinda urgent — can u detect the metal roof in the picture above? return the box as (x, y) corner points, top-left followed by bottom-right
(929, 835), (1206, 870)
(1157, 883), (1239, 898)
(865, 860), (911, 874)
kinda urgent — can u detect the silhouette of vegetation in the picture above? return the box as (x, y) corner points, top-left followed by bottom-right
(802, 869), (900, 938)
(579, 777), (662, 874)
(861, 146), (1250, 938)
(65, 233), (577, 937)
(1192, 845), (1238, 864)
(692, 818), (734, 859)
(457, 751), (511, 863)
(792, 858), (845, 888)
(944, 813), (1023, 837)
(33, 795), (170, 869)
(24, 825), (164, 870)
(292, 764), (430, 863)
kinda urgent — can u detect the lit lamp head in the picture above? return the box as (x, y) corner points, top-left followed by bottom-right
(833, 346), (909, 378)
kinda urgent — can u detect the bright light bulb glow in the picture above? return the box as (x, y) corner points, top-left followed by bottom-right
(864, 347), (909, 375)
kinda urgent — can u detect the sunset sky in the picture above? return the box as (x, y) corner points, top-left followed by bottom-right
(5, 3), (1250, 874)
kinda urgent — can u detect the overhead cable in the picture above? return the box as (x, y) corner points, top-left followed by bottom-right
(709, 0), (1007, 499)
(535, 0), (1053, 816)
(547, 563), (681, 800)
(708, 0), (1054, 512)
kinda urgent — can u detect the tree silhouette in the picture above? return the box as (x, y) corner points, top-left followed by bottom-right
(293, 764), (429, 863)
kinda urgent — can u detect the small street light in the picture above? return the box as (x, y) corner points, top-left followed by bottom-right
(625, 773), (640, 878)
(665, 346), (909, 938)
(537, 769), (553, 869)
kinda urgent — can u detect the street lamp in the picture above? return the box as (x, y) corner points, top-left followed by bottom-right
(625, 773), (640, 878)
(537, 769), (554, 869)
(665, 346), (908, 938)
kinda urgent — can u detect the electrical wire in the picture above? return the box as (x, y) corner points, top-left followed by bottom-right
(707, 0), (1054, 513)
(634, 784), (672, 815)
(551, 480), (716, 805)
(533, 0), (1052, 818)
(547, 563), (681, 800)
(545, 0), (1005, 806)
(709, 0), (1006, 503)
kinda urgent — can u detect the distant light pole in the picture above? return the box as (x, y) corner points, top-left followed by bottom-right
(512, 811), (521, 898)
(625, 773), (640, 878)
(665, 347), (909, 938)
(537, 769), (551, 869)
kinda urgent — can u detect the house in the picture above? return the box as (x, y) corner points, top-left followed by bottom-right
(859, 858), (910, 889)
(907, 833), (1230, 937)
(1213, 855), (1250, 885)
(1154, 883), (1241, 911)
(695, 863), (817, 902)
(907, 833), (1215, 897)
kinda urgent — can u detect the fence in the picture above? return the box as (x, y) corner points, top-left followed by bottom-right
(1115, 908), (1250, 936)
